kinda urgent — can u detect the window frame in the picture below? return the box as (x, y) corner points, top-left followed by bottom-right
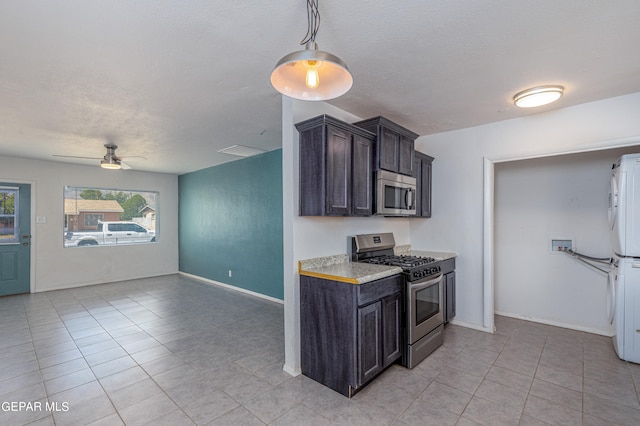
(64, 186), (159, 248)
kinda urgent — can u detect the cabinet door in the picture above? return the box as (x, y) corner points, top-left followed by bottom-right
(382, 293), (402, 367)
(378, 127), (399, 172)
(351, 134), (373, 216)
(445, 272), (456, 323)
(326, 125), (351, 215)
(398, 135), (415, 176)
(413, 156), (423, 216)
(420, 159), (432, 218)
(358, 301), (382, 385)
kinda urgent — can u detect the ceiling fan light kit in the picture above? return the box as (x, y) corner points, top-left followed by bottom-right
(513, 85), (564, 108)
(270, 0), (352, 101)
(100, 157), (122, 169)
(100, 144), (122, 169)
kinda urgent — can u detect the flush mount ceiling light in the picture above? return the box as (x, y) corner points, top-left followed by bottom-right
(513, 85), (565, 108)
(270, 0), (353, 101)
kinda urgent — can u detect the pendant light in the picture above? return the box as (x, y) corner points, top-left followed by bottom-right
(513, 85), (564, 108)
(270, 0), (353, 101)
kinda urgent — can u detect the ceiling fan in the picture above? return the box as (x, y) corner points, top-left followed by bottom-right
(53, 144), (147, 170)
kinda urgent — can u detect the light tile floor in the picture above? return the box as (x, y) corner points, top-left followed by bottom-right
(1, 274), (639, 425)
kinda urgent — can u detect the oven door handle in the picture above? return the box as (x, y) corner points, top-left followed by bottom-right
(410, 274), (443, 290)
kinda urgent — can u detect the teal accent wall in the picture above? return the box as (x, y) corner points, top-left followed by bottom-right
(178, 149), (284, 300)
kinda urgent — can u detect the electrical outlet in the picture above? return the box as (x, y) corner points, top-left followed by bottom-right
(228, 270), (232, 277)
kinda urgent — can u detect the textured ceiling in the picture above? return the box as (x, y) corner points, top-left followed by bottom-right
(1, 0), (640, 174)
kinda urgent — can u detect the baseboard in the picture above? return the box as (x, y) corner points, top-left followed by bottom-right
(283, 363), (301, 377)
(449, 319), (494, 333)
(178, 271), (284, 305)
(494, 311), (612, 337)
(32, 271), (178, 293)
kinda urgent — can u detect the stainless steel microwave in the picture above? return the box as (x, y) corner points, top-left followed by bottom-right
(375, 170), (417, 216)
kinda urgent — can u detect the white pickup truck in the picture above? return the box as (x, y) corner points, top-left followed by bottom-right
(64, 221), (156, 246)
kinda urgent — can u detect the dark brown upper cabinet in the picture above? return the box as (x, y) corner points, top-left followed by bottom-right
(413, 151), (434, 217)
(353, 116), (418, 176)
(296, 115), (375, 216)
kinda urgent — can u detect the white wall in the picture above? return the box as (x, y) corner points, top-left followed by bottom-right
(0, 155), (179, 292)
(413, 91), (640, 331)
(495, 148), (639, 334)
(282, 98), (411, 375)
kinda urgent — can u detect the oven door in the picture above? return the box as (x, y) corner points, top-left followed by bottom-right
(407, 274), (443, 345)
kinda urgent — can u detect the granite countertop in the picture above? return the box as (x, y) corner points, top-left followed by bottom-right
(298, 248), (457, 285)
(298, 254), (402, 285)
(395, 245), (457, 261)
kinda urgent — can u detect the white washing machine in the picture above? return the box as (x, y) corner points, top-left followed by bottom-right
(610, 256), (640, 363)
(609, 153), (640, 257)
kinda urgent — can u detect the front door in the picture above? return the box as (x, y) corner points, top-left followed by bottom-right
(0, 183), (31, 296)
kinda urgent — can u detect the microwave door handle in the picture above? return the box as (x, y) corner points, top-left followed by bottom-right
(406, 189), (414, 209)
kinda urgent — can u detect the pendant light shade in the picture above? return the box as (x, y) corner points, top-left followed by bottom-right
(513, 85), (564, 108)
(270, 1), (352, 101)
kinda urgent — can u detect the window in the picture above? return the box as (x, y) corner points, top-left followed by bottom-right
(64, 186), (158, 247)
(0, 187), (18, 243)
(84, 213), (103, 227)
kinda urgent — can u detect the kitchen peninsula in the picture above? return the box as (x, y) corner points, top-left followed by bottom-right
(299, 241), (456, 397)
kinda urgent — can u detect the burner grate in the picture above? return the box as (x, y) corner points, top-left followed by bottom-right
(361, 254), (436, 269)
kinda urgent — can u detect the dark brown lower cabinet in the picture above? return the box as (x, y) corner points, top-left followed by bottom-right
(300, 274), (403, 397)
(444, 271), (456, 323)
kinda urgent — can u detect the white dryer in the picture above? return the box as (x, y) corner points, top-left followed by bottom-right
(609, 153), (640, 257)
(610, 255), (640, 363)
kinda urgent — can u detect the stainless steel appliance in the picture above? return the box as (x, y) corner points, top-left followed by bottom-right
(349, 233), (446, 368)
(375, 170), (417, 216)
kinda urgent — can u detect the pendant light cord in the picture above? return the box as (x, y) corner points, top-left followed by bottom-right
(300, 0), (320, 45)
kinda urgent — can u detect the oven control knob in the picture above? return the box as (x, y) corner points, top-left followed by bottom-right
(413, 271), (420, 278)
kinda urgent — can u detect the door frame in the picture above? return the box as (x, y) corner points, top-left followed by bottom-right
(0, 178), (36, 294)
(483, 138), (640, 334)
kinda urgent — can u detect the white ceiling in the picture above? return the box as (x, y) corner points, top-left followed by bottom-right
(1, 0), (640, 174)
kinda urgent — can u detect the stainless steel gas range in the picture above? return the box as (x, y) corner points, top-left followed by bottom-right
(349, 233), (455, 368)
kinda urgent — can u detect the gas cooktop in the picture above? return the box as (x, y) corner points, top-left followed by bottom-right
(360, 254), (437, 269)
(349, 233), (443, 281)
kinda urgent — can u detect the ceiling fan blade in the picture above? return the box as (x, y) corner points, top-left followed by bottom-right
(120, 161), (132, 170)
(53, 154), (102, 160)
(119, 155), (148, 161)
